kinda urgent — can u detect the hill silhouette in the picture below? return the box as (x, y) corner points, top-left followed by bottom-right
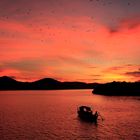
(1, 76), (139, 95)
(93, 81), (140, 96)
(0, 76), (97, 90)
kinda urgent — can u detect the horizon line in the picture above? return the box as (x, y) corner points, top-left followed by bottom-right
(0, 75), (139, 84)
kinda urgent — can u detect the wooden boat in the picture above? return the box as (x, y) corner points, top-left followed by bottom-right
(77, 106), (98, 122)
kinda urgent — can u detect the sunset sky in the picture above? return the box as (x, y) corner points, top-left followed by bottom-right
(0, 0), (140, 83)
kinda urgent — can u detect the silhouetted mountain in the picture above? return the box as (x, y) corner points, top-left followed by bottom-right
(92, 81), (140, 96)
(30, 78), (62, 89)
(0, 76), (96, 90)
(0, 76), (17, 83)
(0, 76), (27, 90)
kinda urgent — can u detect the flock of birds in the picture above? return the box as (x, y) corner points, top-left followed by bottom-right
(0, 0), (132, 43)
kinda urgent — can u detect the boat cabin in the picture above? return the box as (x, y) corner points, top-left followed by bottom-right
(78, 106), (93, 114)
(77, 106), (98, 122)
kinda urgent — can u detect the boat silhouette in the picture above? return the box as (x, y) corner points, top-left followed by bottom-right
(77, 106), (98, 122)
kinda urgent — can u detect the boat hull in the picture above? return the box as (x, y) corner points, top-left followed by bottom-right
(78, 111), (98, 122)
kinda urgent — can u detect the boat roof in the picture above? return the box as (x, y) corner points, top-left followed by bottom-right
(79, 106), (92, 110)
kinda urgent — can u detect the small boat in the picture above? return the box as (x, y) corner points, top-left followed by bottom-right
(77, 106), (98, 122)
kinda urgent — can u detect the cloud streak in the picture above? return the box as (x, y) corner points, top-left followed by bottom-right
(125, 70), (140, 77)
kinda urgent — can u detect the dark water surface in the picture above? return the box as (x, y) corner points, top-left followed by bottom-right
(0, 90), (140, 140)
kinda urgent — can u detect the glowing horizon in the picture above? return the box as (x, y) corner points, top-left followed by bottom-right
(0, 0), (140, 83)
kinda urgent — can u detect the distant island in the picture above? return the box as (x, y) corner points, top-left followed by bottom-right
(0, 76), (97, 90)
(0, 76), (139, 96)
(93, 81), (140, 96)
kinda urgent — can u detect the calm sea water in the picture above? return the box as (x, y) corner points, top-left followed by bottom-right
(0, 90), (139, 140)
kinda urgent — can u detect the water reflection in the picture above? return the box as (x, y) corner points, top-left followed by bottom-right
(0, 90), (139, 140)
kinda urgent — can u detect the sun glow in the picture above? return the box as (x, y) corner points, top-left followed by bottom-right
(102, 73), (130, 82)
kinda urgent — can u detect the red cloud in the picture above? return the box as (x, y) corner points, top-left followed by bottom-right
(108, 16), (140, 34)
